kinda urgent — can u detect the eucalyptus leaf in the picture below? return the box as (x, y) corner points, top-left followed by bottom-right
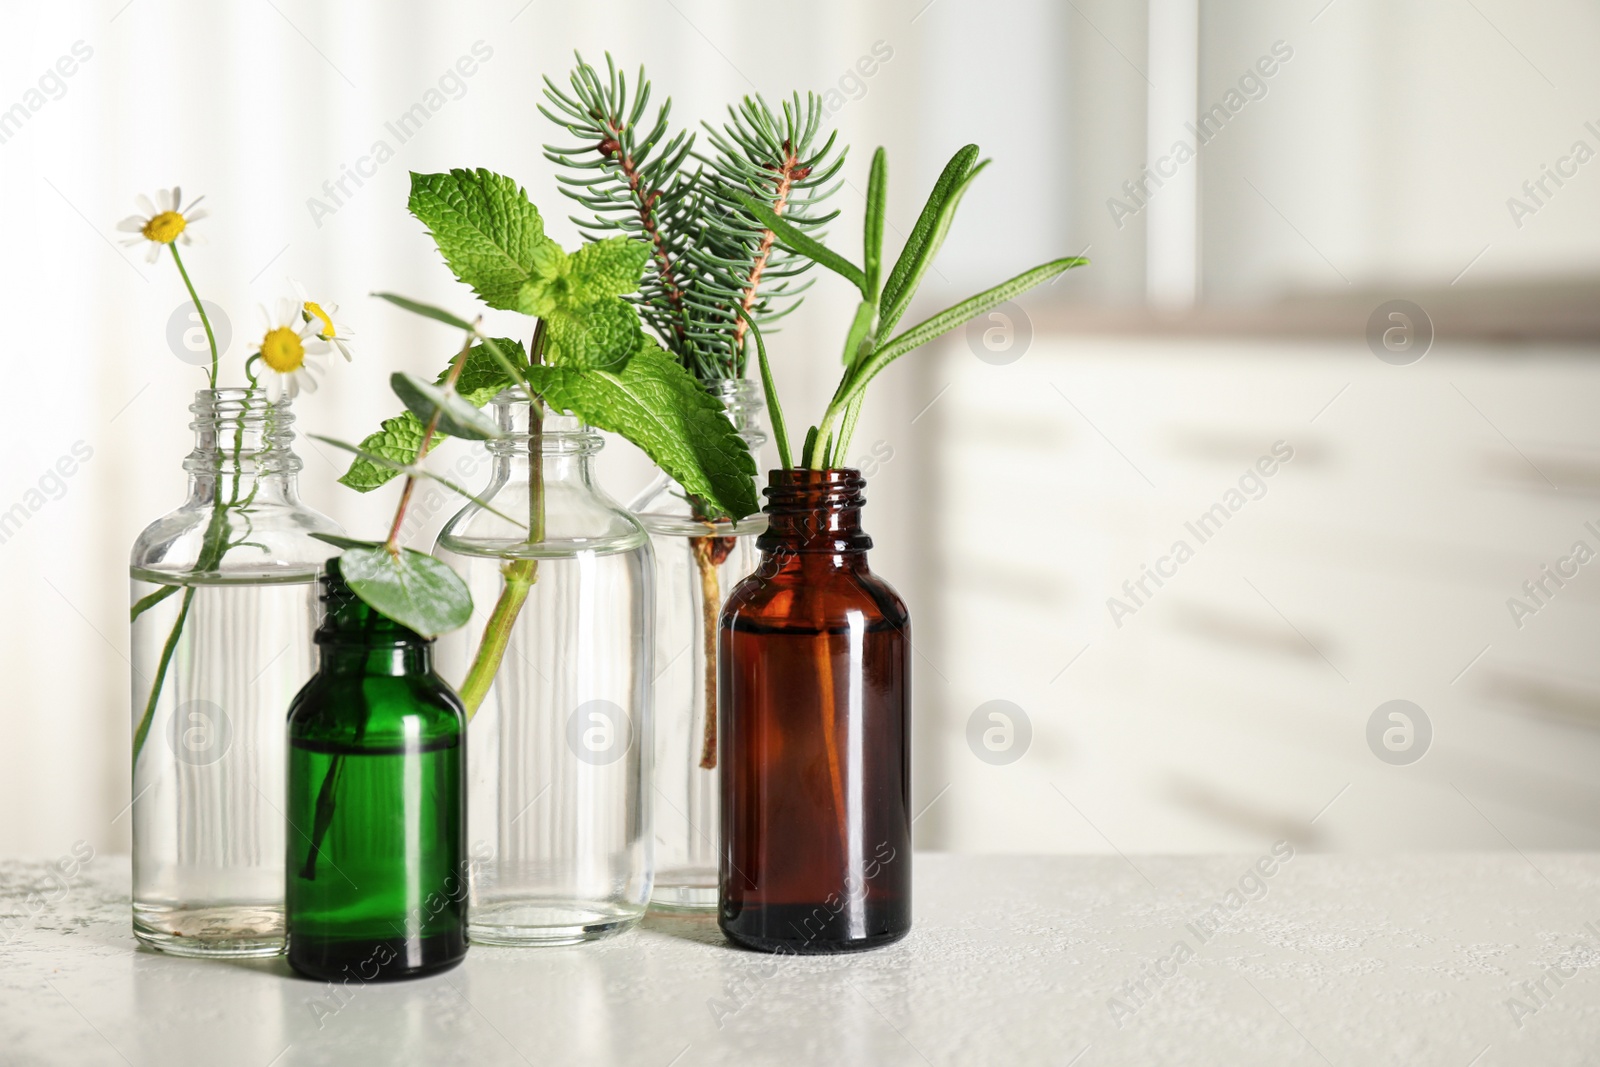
(372, 292), (477, 331)
(390, 372), (504, 441)
(312, 434), (529, 529)
(310, 532), (383, 551)
(339, 546), (473, 638)
(339, 338), (526, 492)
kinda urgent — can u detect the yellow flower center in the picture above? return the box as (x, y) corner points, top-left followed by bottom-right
(260, 326), (306, 373)
(141, 211), (186, 244)
(303, 301), (336, 338)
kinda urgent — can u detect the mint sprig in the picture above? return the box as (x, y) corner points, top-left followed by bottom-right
(525, 340), (759, 522)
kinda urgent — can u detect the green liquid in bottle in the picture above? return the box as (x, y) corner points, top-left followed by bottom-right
(285, 562), (467, 981)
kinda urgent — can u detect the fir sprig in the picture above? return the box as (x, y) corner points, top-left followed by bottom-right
(541, 54), (843, 382)
(684, 94), (845, 378)
(540, 54), (699, 365)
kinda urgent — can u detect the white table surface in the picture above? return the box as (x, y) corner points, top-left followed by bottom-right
(1, 852), (1597, 1066)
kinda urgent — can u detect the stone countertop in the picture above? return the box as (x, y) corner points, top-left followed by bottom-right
(1, 852), (1597, 1066)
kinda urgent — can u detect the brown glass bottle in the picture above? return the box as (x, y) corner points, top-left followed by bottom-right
(718, 468), (910, 953)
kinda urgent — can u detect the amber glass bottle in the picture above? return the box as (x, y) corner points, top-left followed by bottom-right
(718, 468), (910, 953)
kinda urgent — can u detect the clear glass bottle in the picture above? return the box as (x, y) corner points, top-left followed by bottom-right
(629, 379), (765, 912)
(286, 560), (467, 982)
(129, 387), (340, 957)
(434, 392), (654, 946)
(718, 468), (911, 953)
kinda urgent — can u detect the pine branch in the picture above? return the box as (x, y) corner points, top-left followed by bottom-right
(687, 93), (845, 379)
(541, 60), (844, 384)
(541, 52), (699, 362)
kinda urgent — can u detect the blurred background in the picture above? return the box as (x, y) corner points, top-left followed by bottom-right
(4, 0), (1600, 858)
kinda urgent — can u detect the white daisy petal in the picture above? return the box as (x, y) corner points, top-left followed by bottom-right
(185, 207), (209, 223)
(136, 193), (157, 216)
(145, 244), (161, 263)
(116, 216), (146, 232)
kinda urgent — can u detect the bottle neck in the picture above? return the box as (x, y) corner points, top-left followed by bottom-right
(756, 468), (873, 569)
(486, 394), (602, 487)
(185, 388), (302, 505)
(711, 378), (768, 452)
(315, 561), (434, 677)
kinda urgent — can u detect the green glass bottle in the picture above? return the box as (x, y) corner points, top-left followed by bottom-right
(285, 559), (467, 981)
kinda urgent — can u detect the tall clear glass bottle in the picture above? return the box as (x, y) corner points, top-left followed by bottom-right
(129, 387), (340, 957)
(434, 393), (654, 946)
(718, 468), (911, 953)
(629, 380), (765, 912)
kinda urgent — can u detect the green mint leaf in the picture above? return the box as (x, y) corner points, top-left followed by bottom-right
(336, 410), (426, 492)
(526, 341), (759, 520)
(544, 297), (643, 371)
(448, 337), (527, 403)
(340, 546), (474, 637)
(515, 243), (573, 316)
(390, 372), (504, 441)
(408, 169), (556, 311)
(568, 236), (651, 301)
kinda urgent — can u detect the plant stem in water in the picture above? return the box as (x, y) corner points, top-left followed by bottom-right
(692, 536), (722, 769)
(459, 558), (536, 719)
(130, 586), (194, 766)
(457, 323), (548, 720)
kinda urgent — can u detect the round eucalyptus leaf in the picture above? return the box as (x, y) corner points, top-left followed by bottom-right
(339, 546), (474, 637)
(390, 372), (504, 441)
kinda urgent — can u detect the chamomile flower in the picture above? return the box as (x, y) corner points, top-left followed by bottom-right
(116, 187), (208, 262)
(251, 299), (332, 399)
(289, 277), (355, 362)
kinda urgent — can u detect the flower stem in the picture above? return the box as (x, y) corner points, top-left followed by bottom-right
(130, 586), (194, 766)
(168, 244), (217, 389)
